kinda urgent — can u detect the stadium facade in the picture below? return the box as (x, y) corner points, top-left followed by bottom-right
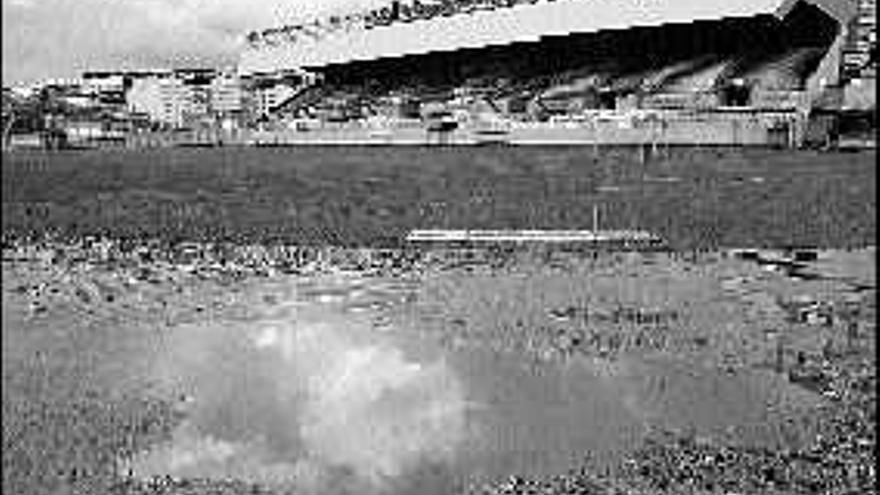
(238, 0), (875, 146)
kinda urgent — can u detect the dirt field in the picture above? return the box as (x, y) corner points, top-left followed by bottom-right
(2, 241), (875, 494)
(2, 146), (875, 494)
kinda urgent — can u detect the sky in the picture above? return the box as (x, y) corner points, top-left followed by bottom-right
(1, 0), (388, 84)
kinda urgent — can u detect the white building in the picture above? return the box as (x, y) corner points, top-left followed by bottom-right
(126, 70), (248, 127)
(210, 73), (244, 114)
(127, 75), (192, 128)
(253, 83), (300, 118)
(246, 70), (317, 119)
(43, 77), (84, 90)
(82, 72), (125, 95)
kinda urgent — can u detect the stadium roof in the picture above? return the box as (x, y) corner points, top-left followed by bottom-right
(777, 0), (858, 24)
(240, 0), (857, 74)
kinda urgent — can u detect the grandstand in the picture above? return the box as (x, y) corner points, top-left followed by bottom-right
(239, 0), (874, 146)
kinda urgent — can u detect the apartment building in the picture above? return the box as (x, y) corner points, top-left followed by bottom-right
(81, 72), (127, 105)
(127, 73), (190, 128)
(843, 0), (876, 79)
(210, 73), (245, 115)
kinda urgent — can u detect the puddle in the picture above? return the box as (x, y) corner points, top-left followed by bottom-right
(123, 274), (823, 493)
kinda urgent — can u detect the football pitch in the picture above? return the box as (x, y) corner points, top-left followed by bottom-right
(2, 146), (875, 249)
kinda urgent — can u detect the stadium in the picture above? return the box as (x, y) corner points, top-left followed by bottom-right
(239, 0), (876, 146)
(3, 3), (877, 495)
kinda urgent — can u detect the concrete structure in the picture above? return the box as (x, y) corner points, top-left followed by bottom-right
(245, 71), (317, 119)
(241, 0), (859, 74)
(843, 76), (876, 110)
(80, 71), (130, 107)
(210, 73), (245, 114)
(253, 83), (300, 118)
(233, 0), (871, 148)
(244, 108), (805, 147)
(126, 69), (231, 128)
(241, 0), (866, 114)
(127, 74), (190, 128)
(174, 69), (215, 126)
(82, 72), (125, 94)
(7, 133), (43, 148)
(62, 121), (126, 143)
(37, 77), (83, 91)
(841, 0), (876, 79)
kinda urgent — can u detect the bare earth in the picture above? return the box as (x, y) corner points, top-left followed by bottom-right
(2, 243), (875, 494)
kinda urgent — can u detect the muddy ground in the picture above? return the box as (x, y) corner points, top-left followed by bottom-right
(2, 242), (874, 494)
